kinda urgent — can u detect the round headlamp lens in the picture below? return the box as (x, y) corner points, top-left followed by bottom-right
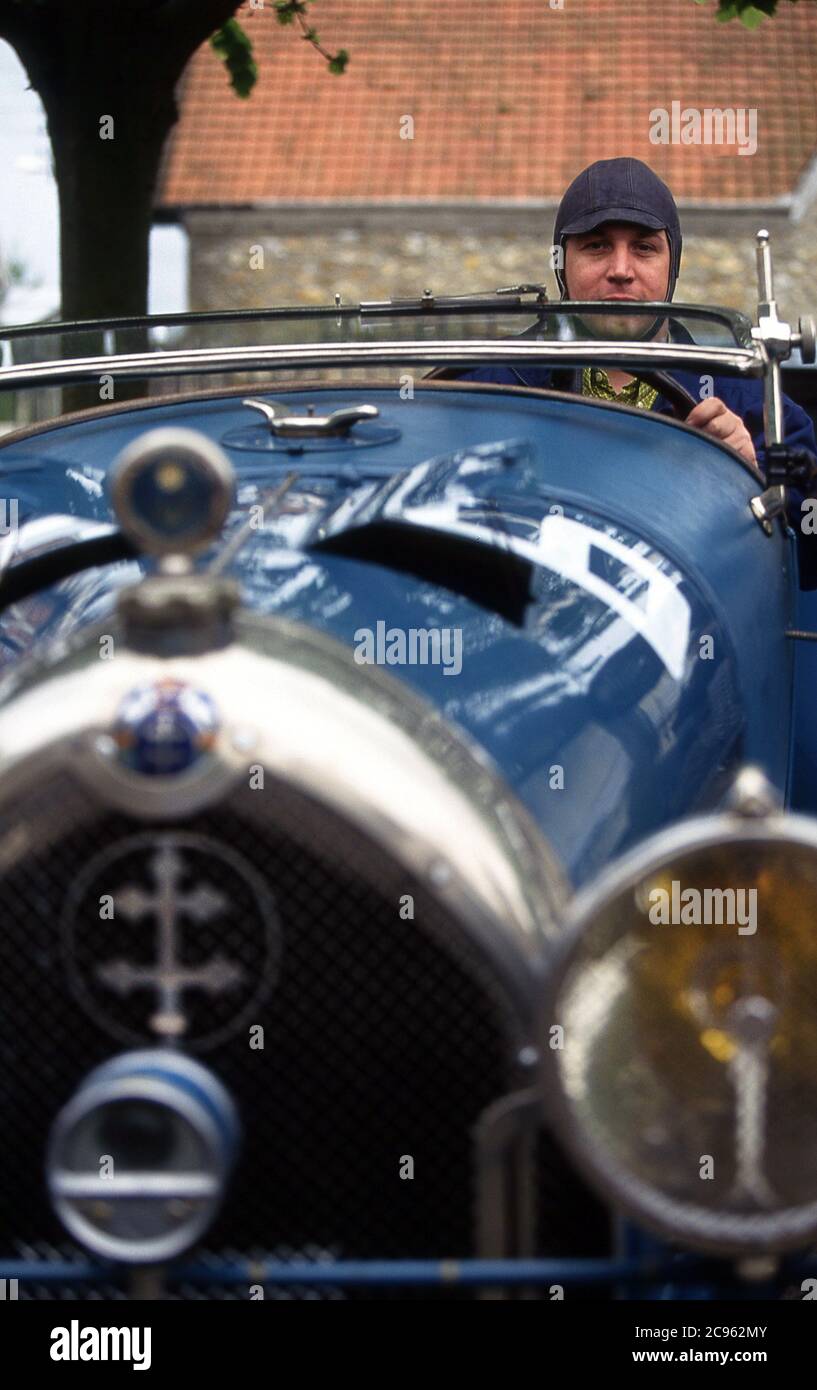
(544, 827), (817, 1253)
(47, 1050), (239, 1263)
(98, 1100), (178, 1168)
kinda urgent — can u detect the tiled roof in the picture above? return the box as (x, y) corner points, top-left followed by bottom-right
(158, 0), (817, 207)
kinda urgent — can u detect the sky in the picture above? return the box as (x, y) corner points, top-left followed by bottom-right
(0, 40), (188, 325)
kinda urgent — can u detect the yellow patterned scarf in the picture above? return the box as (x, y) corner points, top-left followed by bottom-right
(582, 367), (658, 411)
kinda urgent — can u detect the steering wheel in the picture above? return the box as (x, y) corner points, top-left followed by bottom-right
(631, 370), (697, 420)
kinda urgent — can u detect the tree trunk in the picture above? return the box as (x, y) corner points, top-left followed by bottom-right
(47, 84), (171, 325)
(40, 27), (181, 408)
(0, 0), (242, 407)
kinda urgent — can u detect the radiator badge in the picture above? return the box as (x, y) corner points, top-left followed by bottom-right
(113, 678), (219, 775)
(62, 831), (280, 1049)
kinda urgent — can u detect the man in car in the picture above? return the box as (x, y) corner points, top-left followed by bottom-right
(454, 156), (816, 474)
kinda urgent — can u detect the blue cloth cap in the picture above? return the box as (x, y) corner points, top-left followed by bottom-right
(553, 157), (682, 300)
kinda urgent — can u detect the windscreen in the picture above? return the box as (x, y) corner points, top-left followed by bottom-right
(0, 299), (754, 428)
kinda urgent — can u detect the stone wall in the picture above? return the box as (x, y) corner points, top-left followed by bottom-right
(183, 205), (817, 324)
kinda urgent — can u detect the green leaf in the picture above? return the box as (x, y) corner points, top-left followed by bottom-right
(712, 0), (784, 19)
(275, 1), (307, 24)
(738, 6), (769, 26)
(693, 0), (790, 15)
(210, 19), (258, 99)
(328, 49), (349, 75)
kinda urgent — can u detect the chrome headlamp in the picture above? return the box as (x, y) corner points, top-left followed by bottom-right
(110, 427), (234, 557)
(541, 770), (817, 1255)
(47, 1050), (239, 1263)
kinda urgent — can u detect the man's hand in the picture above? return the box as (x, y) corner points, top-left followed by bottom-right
(686, 397), (757, 467)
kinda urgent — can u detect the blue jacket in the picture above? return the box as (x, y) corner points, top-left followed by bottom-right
(453, 362), (817, 475)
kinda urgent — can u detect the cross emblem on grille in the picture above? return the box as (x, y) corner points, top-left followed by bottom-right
(96, 838), (245, 1037)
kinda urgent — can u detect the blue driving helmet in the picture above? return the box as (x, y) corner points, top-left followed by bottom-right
(552, 157), (683, 302)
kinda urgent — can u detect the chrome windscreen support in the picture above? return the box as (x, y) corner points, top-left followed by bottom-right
(755, 230), (786, 448)
(749, 231), (817, 534)
(750, 231), (793, 534)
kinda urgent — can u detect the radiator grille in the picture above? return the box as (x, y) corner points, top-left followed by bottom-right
(0, 775), (608, 1296)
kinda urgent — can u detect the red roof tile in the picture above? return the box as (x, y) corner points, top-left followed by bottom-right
(158, 0), (817, 206)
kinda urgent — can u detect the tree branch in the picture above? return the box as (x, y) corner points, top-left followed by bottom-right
(0, 1), (40, 49)
(156, 0), (245, 54)
(0, 2), (62, 88)
(292, 6), (348, 73)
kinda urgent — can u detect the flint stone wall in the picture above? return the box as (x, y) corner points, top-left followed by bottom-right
(181, 205), (817, 323)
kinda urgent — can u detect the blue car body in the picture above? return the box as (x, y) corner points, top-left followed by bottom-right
(0, 297), (815, 1300)
(0, 384), (798, 884)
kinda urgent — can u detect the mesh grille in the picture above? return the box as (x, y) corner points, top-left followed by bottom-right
(0, 775), (608, 1297)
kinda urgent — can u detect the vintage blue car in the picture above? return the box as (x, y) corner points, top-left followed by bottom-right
(1, 232), (816, 1301)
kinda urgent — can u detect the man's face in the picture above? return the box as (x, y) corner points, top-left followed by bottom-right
(563, 222), (671, 337)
